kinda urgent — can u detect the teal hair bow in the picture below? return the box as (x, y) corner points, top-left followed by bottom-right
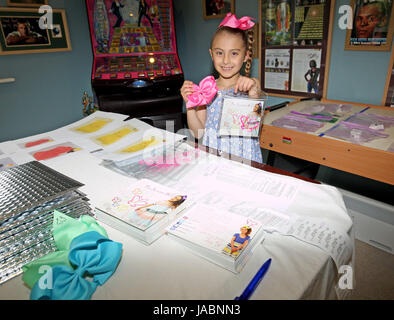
(30, 230), (122, 300)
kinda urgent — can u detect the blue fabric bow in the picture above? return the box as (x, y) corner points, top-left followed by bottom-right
(30, 231), (122, 300)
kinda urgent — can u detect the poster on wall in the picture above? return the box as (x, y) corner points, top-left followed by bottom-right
(203, 0), (235, 19)
(291, 48), (321, 94)
(6, 0), (48, 7)
(263, 0), (293, 46)
(0, 8), (71, 55)
(345, 0), (394, 51)
(294, 1), (325, 46)
(264, 48), (290, 90)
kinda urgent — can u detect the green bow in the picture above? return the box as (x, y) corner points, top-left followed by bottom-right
(22, 210), (108, 289)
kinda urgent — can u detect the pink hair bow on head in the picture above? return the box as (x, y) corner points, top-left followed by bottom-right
(218, 13), (255, 30)
(186, 75), (218, 109)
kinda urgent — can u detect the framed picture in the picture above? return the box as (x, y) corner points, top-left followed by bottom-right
(6, 0), (48, 8)
(203, 0), (235, 20)
(259, 0), (334, 99)
(345, 0), (394, 51)
(291, 48), (322, 94)
(264, 48), (290, 91)
(262, 0), (293, 46)
(293, 1), (325, 46)
(0, 7), (71, 55)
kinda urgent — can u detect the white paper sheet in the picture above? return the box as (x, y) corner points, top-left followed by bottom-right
(50, 110), (129, 134)
(196, 190), (292, 232)
(0, 132), (59, 155)
(94, 127), (187, 163)
(182, 157), (300, 212)
(276, 216), (353, 270)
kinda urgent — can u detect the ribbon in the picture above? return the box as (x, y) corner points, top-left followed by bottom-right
(22, 211), (109, 289)
(186, 76), (218, 109)
(218, 13), (255, 30)
(22, 210), (122, 300)
(30, 231), (122, 300)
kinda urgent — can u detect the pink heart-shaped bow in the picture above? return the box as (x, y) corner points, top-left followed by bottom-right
(218, 13), (255, 30)
(186, 75), (218, 109)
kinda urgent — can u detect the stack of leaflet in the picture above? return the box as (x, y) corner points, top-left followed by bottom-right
(166, 204), (265, 273)
(95, 179), (191, 245)
(100, 141), (199, 187)
(94, 118), (187, 167)
(0, 161), (94, 284)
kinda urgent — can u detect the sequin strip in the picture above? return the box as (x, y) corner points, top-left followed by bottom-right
(0, 161), (84, 220)
(0, 161), (93, 285)
(0, 205), (93, 284)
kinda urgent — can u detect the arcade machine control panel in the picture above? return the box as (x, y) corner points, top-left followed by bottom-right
(86, 0), (184, 131)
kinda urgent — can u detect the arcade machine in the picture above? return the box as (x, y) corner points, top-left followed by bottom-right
(86, 0), (184, 131)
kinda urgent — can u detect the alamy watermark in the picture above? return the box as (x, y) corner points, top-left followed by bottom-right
(38, 265), (53, 290)
(38, 5), (53, 30)
(138, 120), (255, 167)
(338, 5), (353, 30)
(338, 265), (354, 290)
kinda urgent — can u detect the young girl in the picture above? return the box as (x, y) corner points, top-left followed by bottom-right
(181, 14), (263, 163)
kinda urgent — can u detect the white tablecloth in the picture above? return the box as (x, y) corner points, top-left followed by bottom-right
(0, 148), (353, 300)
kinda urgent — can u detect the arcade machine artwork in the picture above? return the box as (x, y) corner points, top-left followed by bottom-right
(86, 0), (184, 131)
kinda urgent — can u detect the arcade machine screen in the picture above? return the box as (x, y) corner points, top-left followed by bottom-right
(86, 0), (184, 130)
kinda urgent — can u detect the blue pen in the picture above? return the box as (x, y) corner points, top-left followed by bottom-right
(235, 258), (272, 300)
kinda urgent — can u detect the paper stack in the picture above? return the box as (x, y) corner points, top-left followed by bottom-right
(0, 161), (94, 284)
(166, 204), (265, 273)
(95, 179), (191, 245)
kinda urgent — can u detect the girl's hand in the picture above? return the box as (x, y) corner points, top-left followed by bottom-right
(234, 76), (260, 98)
(231, 247), (239, 253)
(180, 80), (195, 104)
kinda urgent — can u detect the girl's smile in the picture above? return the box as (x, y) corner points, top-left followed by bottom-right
(220, 65), (235, 75)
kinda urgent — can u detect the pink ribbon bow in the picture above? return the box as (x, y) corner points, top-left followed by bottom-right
(186, 75), (218, 109)
(218, 13), (255, 30)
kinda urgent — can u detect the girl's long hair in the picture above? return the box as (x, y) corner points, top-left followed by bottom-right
(169, 195), (187, 208)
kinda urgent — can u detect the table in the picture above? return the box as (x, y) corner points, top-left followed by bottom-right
(0, 117), (353, 300)
(260, 99), (394, 185)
